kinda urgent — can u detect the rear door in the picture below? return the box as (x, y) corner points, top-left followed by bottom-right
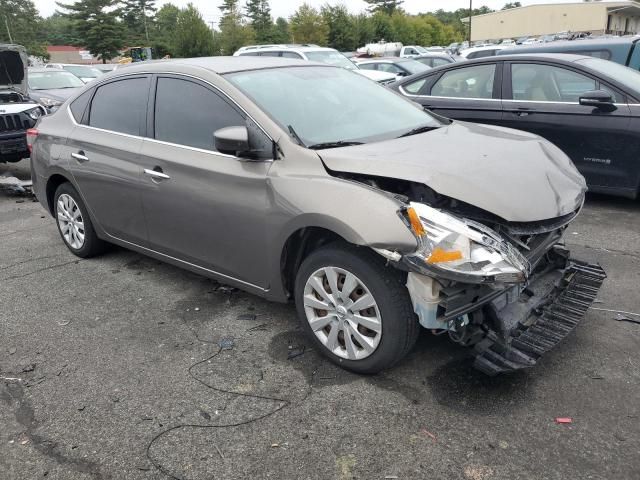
(401, 62), (503, 124)
(66, 75), (150, 244)
(137, 75), (273, 288)
(502, 61), (633, 192)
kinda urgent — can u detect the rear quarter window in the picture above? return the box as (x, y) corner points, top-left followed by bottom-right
(69, 89), (93, 124)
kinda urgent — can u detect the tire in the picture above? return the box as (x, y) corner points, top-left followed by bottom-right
(54, 182), (106, 258)
(294, 243), (419, 374)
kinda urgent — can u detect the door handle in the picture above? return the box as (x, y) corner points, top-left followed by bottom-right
(71, 151), (89, 162)
(144, 168), (170, 180)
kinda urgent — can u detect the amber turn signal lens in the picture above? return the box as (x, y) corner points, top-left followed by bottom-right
(406, 207), (425, 236)
(427, 247), (463, 264)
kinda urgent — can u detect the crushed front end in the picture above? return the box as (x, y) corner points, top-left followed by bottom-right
(393, 201), (606, 376)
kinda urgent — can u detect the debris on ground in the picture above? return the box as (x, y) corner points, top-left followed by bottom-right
(555, 417), (573, 424)
(614, 314), (640, 325)
(246, 323), (269, 332)
(0, 175), (33, 195)
(22, 363), (36, 373)
(287, 345), (306, 360)
(218, 337), (234, 350)
(592, 307), (640, 318)
(57, 320), (70, 326)
(214, 444), (225, 459)
(215, 285), (237, 294)
(238, 313), (257, 321)
(419, 428), (437, 442)
(8, 347), (16, 355)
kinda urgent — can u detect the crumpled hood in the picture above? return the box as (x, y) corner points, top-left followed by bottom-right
(0, 45), (28, 95)
(318, 121), (587, 222)
(30, 87), (81, 102)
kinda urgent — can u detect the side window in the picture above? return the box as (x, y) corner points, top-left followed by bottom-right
(69, 89), (93, 124)
(358, 63), (376, 71)
(432, 58), (451, 67)
(239, 52), (260, 56)
(89, 77), (148, 135)
(281, 52), (303, 59)
(378, 63), (403, 74)
(598, 83), (621, 103)
(403, 78), (428, 95)
(431, 64), (496, 99)
(259, 51), (281, 57)
(511, 64), (596, 102)
(154, 77), (245, 151)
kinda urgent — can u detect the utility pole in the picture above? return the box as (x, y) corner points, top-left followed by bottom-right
(4, 15), (12, 43)
(468, 0), (473, 45)
(142, 5), (149, 42)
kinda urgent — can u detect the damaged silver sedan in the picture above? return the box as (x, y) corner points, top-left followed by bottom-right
(29, 57), (606, 375)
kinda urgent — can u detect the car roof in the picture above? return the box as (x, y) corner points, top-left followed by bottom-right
(111, 56), (327, 75)
(505, 36), (639, 51)
(239, 45), (337, 54)
(356, 57), (410, 63)
(425, 53), (592, 69)
(28, 67), (68, 73)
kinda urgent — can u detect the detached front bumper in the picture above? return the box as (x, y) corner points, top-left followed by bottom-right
(473, 257), (606, 375)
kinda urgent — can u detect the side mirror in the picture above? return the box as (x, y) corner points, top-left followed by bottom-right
(579, 90), (616, 111)
(214, 126), (250, 156)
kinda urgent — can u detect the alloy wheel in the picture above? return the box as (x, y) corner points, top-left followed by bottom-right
(303, 266), (382, 360)
(56, 193), (85, 250)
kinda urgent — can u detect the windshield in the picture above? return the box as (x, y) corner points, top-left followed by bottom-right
(399, 59), (432, 74)
(577, 58), (640, 95)
(63, 65), (102, 79)
(305, 51), (357, 70)
(414, 46), (428, 54)
(227, 66), (442, 146)
(29, 71), (84, 90)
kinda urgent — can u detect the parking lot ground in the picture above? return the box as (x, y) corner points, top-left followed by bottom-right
(1, 158), (639, 480)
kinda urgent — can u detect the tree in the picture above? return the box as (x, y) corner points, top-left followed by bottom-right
(173, 3), (215, 57)
(364, 0), (403, 15)
(370, 10), (395, 42)
(321, 5), (357, 51)
(57, 0), (125, 62)
(502, 2), (522, 9)
(218, 0), (255, 54)
(245, 0), (273, 43)
(271, 17), (290, 43)
(352, 13), (375, 47)
(152, 3), (180, 56)
(38, 12), (81, 46)
(289, 3), (328, 45)
(120, 0), (157, 43)
(0, 0), (47, 57)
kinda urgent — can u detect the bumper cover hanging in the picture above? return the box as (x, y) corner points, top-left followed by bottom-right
(473, 259), (607, 376)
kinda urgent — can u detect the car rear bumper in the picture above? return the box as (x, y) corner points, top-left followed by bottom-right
(473, 255), (607, 375)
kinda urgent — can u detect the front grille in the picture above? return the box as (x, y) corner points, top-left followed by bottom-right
(0, 113), (31, 132)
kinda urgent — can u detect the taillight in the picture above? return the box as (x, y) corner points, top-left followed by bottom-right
(26, 128), (38, 153)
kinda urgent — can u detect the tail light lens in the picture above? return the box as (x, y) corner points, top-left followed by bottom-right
(26, 128), (38, 153)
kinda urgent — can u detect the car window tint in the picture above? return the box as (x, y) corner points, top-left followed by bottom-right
(154, 77), (245, 151)
(281, 52), (302, 59)
(89, 78), (148, 135)
(417, 58), (434, 67)
(511, 64), (596, 102)
(239, 52), (260, 56)
(378, 63), (403, 74)
(597, 83), (621, 103)
(404, 78), (427, 94)
(70, 89), (93, 123)
(358, 63), (376, 71)
(259, 51), (281, 57)
(431, 64), (496, 99)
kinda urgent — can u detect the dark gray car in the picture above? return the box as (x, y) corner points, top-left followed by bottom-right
(28, 68), (84, 111)
(29, 57), (605, 375)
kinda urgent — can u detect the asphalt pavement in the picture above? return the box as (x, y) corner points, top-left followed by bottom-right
(1, 158), (639, 480)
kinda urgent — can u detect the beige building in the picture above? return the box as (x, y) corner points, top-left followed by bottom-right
(464, 1), (640, 41)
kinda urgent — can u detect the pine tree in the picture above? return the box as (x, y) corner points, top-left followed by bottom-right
(271, 17), (290, 44)
(289, 3), (328, 45)
(0, 0), (47, 57)
(120, 0), (157, 43)
(57, 0), (125, 62)
(218, 0), (255, 54)
(173, 3), (214, 57)
(245, 0), (273, 43)
(363, 0), (404, 15)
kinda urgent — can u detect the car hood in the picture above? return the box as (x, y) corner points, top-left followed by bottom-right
(29, 88), (80, 102)
(0, 45), (27, 95)
(317, 121), (587, 222)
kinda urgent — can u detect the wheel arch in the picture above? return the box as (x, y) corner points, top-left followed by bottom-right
(45, 173), (74, 216)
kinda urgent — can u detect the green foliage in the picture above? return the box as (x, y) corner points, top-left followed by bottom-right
(57, 0), (125, 62)
(173, 3), (215, 57)
(321, 5), (357, 51)
(38, 13), (80, 46)
(152, 3), (180, 56)
(290, 3), (328, 46)
(502, 2), (522, 9)
(364, 0), (403, 15)
(245, 0), (273, 43)
(0, 0), (47, 57)
(120, 0), (157, 43)
(271, 17), (291, 44)
(218, 0), (255, 55)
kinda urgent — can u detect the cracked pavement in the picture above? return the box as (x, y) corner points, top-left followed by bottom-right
(1, 159), (639, 480)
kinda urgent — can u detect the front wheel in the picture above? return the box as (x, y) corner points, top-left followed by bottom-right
(294, 244), (419, 374)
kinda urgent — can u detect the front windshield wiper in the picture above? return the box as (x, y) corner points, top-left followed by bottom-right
(397, 125), (439, 138)
(307, 140), (365, 150)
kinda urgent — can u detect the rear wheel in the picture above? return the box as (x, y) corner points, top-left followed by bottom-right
(295, 244), (419, 374)
(54, 182), (106, 258)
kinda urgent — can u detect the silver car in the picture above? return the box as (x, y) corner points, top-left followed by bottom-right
(29, 57), (605, 375)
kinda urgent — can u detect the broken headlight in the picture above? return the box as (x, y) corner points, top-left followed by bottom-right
(403, 202), (529, 284)
(25, 106), (45, 121)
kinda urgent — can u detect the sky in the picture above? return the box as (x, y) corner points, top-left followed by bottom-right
(34, 0), (569, 26)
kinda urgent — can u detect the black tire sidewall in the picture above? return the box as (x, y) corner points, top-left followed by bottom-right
(53, 182), (102, 258)
(295, 244), (417, 374)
